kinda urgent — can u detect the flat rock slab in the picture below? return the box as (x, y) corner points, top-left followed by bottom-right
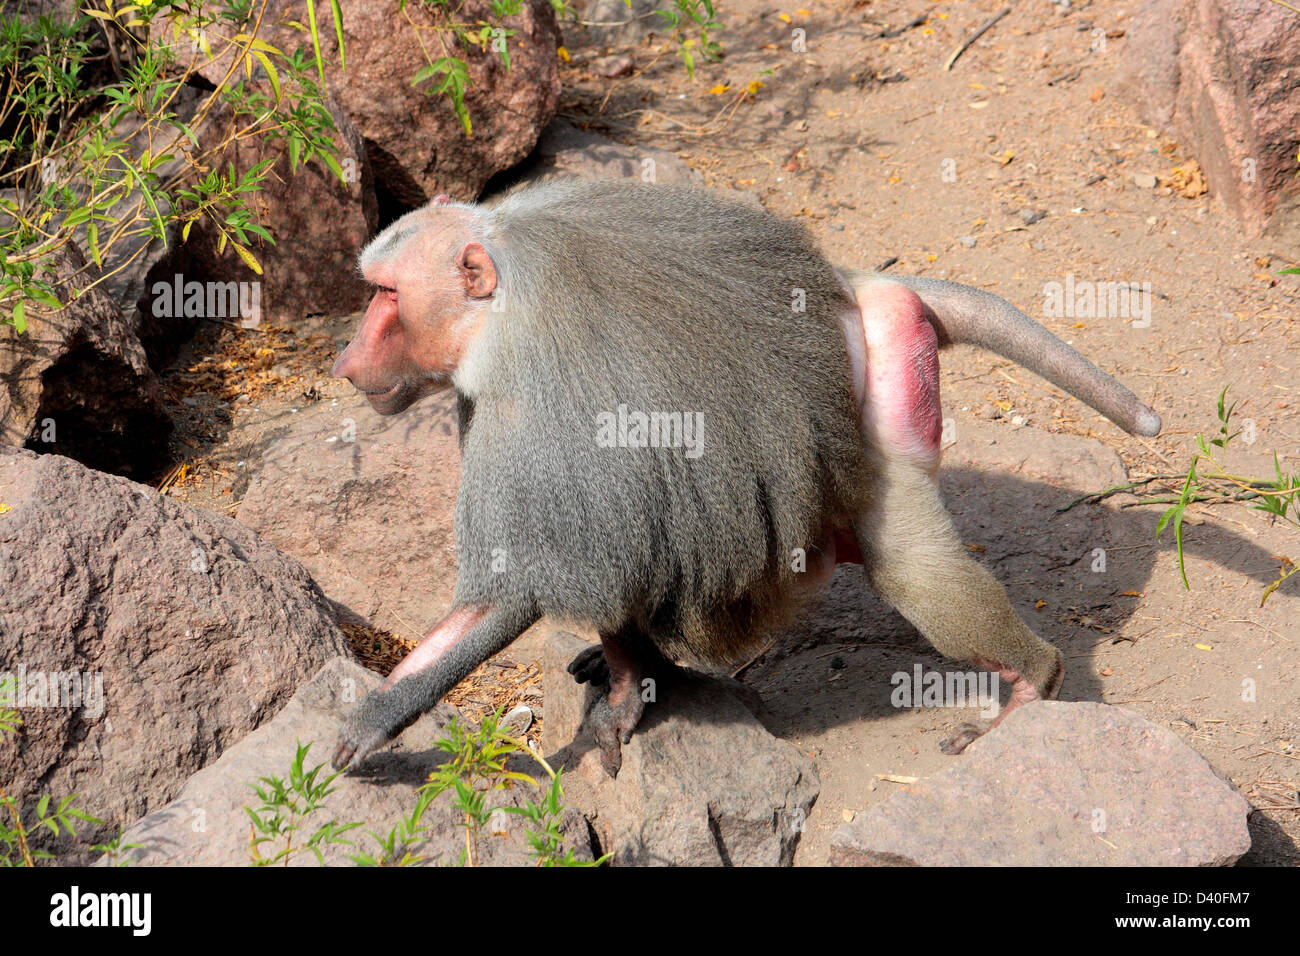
(830, 701), (1252, 866)
(110, 657), (592, 866)
(543, 630), (818, 866)
(237, 391), (461, 636)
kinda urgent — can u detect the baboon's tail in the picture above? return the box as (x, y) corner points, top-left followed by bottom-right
(851, 271), (1162, 437)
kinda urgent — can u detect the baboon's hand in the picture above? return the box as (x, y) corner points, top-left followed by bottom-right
(332, 688), (418, 770)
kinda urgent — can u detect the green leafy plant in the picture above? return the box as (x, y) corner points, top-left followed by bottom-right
(0, 676), (107, 866)
(90, 829), (143, 866)
(245, 741), (363, 865)
(1, 0), (347, 328)
(353, 709), (605, 867)
(246, 715), (604, 867)
(402, 0), (524, 136)
(656, 0), (723, 79)
(1061, 386), (1299, 604)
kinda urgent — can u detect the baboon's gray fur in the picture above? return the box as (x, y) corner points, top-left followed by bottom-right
(454, 179), (871, 663)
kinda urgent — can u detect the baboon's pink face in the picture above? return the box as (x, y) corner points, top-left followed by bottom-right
(333, 209), (497, 415)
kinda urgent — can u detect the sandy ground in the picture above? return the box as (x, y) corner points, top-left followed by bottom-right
(160, 0), (1299, 865)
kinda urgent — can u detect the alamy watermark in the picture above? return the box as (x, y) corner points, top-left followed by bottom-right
(1043, 273), (1152, 328)
(890, 664), (1000, 718)
(596, 404), (705, 459)
(151, 273), (261, 328)
(1, 665), (104, 719)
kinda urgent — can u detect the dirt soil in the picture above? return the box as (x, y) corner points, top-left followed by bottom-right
(159, 0), (1299, 865)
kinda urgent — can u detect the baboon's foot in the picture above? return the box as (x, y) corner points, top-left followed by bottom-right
(590, 679), (648, 779)
(939, 655), (1060, 755)
(566, 644), (609, 686)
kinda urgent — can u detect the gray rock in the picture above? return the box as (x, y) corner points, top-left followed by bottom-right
(958, 234), (978, 248)
(578, 0), (662, 45)
(237, 391), (461, 637)
(489, 119), (702, 192)
(1118, 0), (1300, 236)
(542, 630), (818, 866)
(106, 657), (592, 866)
(502, 704), (534, 735)
(156, 0), (561, 205)
(830, 701), (1253, 865)
(0, 243), (169, 479)
(592, 53), (635, 78)
(0, 447), (349, 858)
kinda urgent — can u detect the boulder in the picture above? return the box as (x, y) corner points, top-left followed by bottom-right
(0, 447), (350, 856)
(152, 96), (378, 328)
(486, 118), (701, 193)
(542, 629), (819, 866)
(160, 0), (562, 204)
(0, 244), (170, 479)
(576, 0), (661, 46)
(829, 701), (1253, 866)
(1119, 0), (1300, 235)
(236, 391), (461, 637)
(108, 656), (593, 866)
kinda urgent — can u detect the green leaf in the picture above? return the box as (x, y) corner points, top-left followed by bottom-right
(1261, 563), (1297, 606)
(330, 0), (346, 70)
(318, 151), (344, 184)
(306, 0), (327, 87)
(252, 51), (281, 103)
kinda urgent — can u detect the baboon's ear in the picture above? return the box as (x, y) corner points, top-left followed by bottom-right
(457, 242), (497, 299)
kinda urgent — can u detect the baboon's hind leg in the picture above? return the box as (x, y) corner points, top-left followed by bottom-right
(854, 457), (1064, 753)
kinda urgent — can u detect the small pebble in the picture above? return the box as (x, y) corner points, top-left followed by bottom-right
(1133, 173), (1159, 189)
(502, 704), (533, 735)
(959, 235), (977, 248)
(592, 54), (634, 78)
(1019, 208), (1047, 225)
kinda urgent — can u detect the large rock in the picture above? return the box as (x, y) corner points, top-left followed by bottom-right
(485, 119), (702, 195)
(153, 96), (378, 328)
(829, 701), (1253, 866)
(1120, 0), (1300, 236)
(0, 448), (350, 855)
(576, 0), (661, 46)
(0, 244), (170, 479)
(542, 630), (819, 866)
(81, 84), (206, 365)
(108, 657), (593, 866)
(237, 391), (461, 637)
(164, 0), (562, 205)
